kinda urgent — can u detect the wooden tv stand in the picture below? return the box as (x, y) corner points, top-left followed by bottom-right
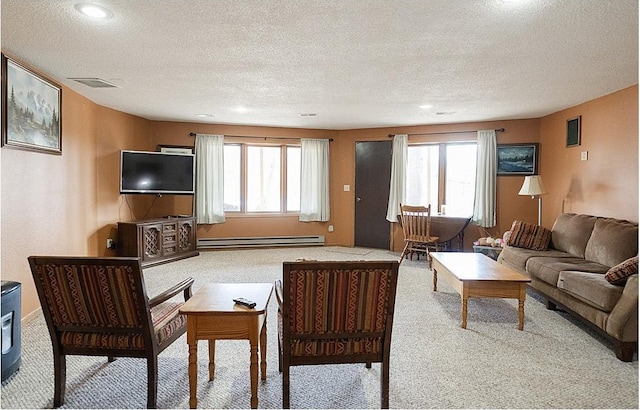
(118, 216), (199, 267)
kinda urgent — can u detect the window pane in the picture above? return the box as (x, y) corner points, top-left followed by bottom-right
(286, 146), (301, 212)
(406, 145), (439, 210)
(445, 144), (476, 217)
(223, 144), (241, 212)
(247, 146), (281, 212)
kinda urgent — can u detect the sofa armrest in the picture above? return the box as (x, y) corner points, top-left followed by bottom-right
(605, 274), (638, 342)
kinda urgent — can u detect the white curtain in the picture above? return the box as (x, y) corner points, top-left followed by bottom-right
(195, 134), (226, 224)
(386, 134), (408, 222)
(472, 130), (497, 227)
(299, 138), (330, 222)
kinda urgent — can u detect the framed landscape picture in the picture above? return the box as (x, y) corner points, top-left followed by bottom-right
(497, 143), (539, 176)
(2, 54), (62, 154)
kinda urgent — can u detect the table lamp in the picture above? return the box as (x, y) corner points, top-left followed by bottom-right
(518, 175), (547, 225)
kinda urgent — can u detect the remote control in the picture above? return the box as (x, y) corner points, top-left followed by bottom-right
(233, 298), (256, 309)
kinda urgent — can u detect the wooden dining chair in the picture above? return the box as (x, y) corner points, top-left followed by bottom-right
(399, 203), (441, 262)
(275, 260), (399, 408)
(28, 256), (194, 409)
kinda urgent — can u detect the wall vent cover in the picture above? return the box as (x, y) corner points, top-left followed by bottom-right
(68, 78), (118, 88)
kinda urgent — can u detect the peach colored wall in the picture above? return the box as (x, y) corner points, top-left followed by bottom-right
(2, 68), (99, 318)
(539, 85), (638, 225)
(96, 106), (154, 256)
(1, 53), (151, 319)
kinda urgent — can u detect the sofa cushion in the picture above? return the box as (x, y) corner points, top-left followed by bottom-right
(526, 256), (609, 287)
(499, 245), (574, 273)
(506, 220), (552, 251)
(584, 218), (638, 267)
(605, 256), (639, 286)
(550, 213), (598, 257)
(557, 271), (623, 312)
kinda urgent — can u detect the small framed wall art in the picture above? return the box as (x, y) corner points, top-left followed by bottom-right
(566, 116), (581, 147)
(1, 54), (62, 154)
(497, 143), (539, 176)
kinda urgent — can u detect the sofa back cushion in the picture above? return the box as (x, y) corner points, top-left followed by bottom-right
(584, 218), (638, 267)
(550, 214), (598, 257)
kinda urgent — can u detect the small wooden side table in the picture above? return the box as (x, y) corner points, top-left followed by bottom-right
(179, 283), (274, 409)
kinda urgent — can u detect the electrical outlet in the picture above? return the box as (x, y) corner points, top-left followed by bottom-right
(106, 238), (116, 249)
(328, 225), (334, 232)
(581, 151), (588, 161)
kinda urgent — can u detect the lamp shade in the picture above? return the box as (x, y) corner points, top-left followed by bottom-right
(518, 175), (547, 196)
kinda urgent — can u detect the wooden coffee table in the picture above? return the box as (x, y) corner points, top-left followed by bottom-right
(429, 252), (531, 330)
(179, 283), (273, 409)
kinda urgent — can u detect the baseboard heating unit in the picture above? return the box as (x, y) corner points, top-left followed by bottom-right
(198, 235), (325, 249)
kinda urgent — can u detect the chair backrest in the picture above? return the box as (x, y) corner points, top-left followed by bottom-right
(280, 260), (399, 363)
(399, 203), (433, 241)
(28, 256), (155, 350)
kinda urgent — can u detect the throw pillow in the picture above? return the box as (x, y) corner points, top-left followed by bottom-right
(506, 220), (552, 251)
(605, 256), (639, 286)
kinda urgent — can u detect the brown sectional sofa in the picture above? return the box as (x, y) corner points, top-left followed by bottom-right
(498, 213), (638, 361)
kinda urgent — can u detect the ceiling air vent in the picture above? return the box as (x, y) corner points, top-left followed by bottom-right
(68, 78), (118, 88)
(299, 113), (318, 117)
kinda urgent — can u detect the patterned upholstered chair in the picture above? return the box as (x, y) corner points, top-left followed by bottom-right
(275, 260), (399, 408)
(28, 256), (194, 409)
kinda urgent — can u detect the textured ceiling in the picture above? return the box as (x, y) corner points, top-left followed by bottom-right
(1, 0), (637, 130)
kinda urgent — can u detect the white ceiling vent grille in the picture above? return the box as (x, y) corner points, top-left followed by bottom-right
(68, 78), (118, 88)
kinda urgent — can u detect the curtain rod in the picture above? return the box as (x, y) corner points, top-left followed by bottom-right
(388, 128), (505, 138)
(189, 132), (333, 142)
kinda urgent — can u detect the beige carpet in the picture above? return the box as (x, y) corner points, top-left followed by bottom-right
(2, 246), (638, 409)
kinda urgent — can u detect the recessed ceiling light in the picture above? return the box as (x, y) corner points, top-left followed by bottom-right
(419, 104), (433, 109)
(196, 114), (216, 118)
(74, 3), (113, 19)
(234, 106), (248, 113)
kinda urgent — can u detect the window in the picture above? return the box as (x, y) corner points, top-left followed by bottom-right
(444, 144), (477, 217)
(406, 144), (439, 208)
(407, 142), (476, 217)
(223, 143), (300, 213)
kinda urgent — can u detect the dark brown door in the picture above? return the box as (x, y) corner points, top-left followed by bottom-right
(354, 141), (392, 249)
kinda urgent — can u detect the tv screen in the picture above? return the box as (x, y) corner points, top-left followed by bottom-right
(120, 150), (195, 195)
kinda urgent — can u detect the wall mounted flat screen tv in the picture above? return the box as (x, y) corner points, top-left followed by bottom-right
(120, 150), (195, 195)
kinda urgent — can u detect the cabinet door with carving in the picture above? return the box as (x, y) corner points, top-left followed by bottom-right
(141, 224), (163, 262)
(178, 220), (196, 252)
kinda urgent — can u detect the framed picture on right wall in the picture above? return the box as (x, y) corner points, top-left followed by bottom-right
(496, 143), (539, 176)
(566, 116), (581, 147)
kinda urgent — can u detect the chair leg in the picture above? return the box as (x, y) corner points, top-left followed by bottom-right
(381, 356), (390, 409)
(365, 362), (372, 369)
(399, 242), (410, 262)
(277, 336), (282, 373)
(53, 353), (66, 408)
(147, 355), (158, 409)
(282, 360), (290, 408)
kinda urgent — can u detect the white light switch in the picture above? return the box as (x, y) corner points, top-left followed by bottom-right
(343, 185), (350, 191)
(581, 151), (588, 161)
